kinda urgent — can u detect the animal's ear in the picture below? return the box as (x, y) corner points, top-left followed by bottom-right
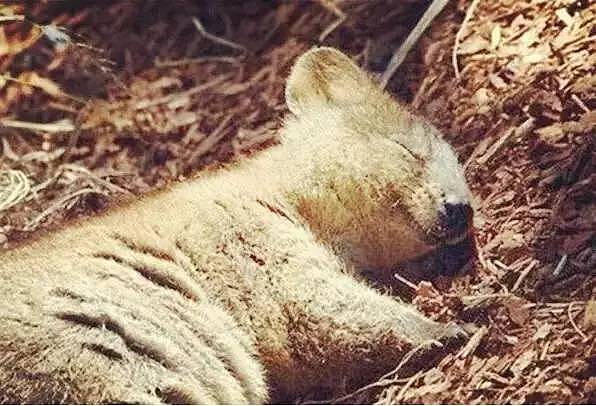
(285, 47), (375, 116)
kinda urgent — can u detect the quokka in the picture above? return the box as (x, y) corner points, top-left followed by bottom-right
(0, 47), (474, 404)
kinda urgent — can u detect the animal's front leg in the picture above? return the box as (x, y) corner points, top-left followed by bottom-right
(266, 266), (463, 402)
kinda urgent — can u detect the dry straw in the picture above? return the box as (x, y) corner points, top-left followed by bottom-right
(0, 169), (30, 212)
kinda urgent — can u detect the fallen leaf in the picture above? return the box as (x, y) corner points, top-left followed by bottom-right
(170, 111), (198, 127)
(520, 28), (539, 47)
(540, 378), (571, 396)
(473, 87), (492, 106)
(489, 73), (507, 89)
(510, 350), (535, 378)
(536, 124), (565, 142)
(555, 8), (575, 27)
(500, 231), (526, 250)
(584, 300), (596, 329)
(491, 25), (501, 49)
(522, 51), (548, 64)
(504, 297), (531, 326)
(533, 323), (551, 340)
(458, 36), (490, 55)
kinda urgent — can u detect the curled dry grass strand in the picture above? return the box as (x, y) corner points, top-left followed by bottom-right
(0, 169), (30, 213)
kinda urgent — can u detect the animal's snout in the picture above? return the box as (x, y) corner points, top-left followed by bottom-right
(440, 203), (473, 241)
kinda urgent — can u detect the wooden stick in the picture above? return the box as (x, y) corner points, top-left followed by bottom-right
(381, 0), (450, 88)
(192, 17), (246, 53)
(453, 0), (481, 80)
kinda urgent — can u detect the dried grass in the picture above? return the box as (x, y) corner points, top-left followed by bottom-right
(0, 169), (29, 212)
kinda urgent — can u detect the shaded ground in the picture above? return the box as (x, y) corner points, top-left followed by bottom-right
(0, 0), (594, 403)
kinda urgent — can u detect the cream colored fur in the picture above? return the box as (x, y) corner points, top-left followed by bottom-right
(0, 47), (471, 404)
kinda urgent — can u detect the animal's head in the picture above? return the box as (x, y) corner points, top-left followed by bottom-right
(282, 47), (474, 275)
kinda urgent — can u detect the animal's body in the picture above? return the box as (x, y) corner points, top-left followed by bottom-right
(0, 48), (473, 404)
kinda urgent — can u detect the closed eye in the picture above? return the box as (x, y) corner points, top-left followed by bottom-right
(391, 139), (426, 165)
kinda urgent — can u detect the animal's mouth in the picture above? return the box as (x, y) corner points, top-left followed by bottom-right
(394, 233), (476, 289)
(411, 228), (477, 278)
(435, 232), (477, 276)
(444, 229), (473, 247)
(421, 225), (472, 252)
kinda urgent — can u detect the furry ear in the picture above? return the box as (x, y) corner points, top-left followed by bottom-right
(285, 47), (375, 116)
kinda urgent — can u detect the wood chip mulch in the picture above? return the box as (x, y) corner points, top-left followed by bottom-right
(0, 0), (593, 403)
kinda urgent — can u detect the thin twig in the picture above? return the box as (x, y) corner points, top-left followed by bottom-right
(552, 254), (568, 277)
(134, 74), (232, 110)
(191, 17), (246, 53)
(475, 126), (514, 165)
(188, 115), (234, 165)
(319, 12), (346, 42)
(310, 341), (437, 404)
(60, 164), (132, 196)
(571, 94), (590, 113)
(0, 74), (83, 103)
(381, 0), (449, 88)
(24, 187), (107, 230)
(394, 370), (424, 402)
(512, 259), (537, 292)
(476, 117), (535, 165)
(0, 118), (75, 133)
(393, 272), (418, 290)
(0, 170), (30, 212)
(0, 15), (25, 22)
(457, 326), (487, 358)
(453, 0), (481, 80)
(568, 302), (588, 341)
(154, 56), (241, 68)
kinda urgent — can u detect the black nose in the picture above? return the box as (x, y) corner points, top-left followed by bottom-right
(440, 203), (472, 238)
